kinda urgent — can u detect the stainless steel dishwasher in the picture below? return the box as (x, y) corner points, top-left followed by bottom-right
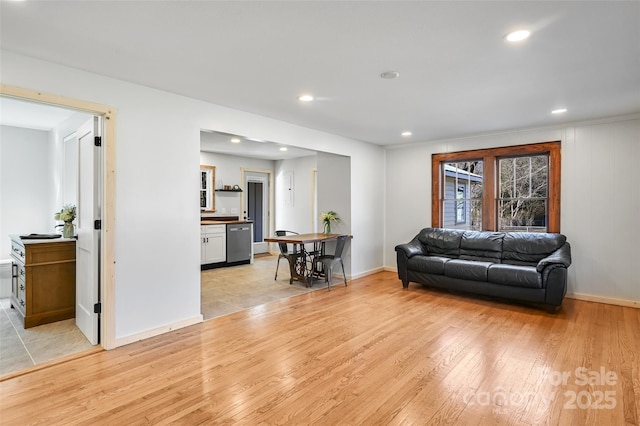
(226, 223), (252, 263)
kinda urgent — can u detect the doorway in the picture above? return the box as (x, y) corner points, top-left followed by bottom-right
(242, 169), (272, 254)
(0, 87), (115, 375)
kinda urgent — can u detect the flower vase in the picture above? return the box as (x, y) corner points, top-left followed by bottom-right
(63, 222), (75, 238)
(323, 222), (331, 235)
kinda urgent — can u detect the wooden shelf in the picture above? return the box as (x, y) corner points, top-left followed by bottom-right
(215, 189), (243, 192)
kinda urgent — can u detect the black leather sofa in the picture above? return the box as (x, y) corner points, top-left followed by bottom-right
(395, 228), (572, 312)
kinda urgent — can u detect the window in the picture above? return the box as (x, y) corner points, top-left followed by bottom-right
(498, 155), (548, 232)
(432, 141), (561, 233)
(200, 165), (216, 212)
(441, 161), (483, 229)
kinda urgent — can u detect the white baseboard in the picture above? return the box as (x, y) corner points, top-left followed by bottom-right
(115, 314), (203, 348)
(566, 293), (639, 309)
(350, 266), (386, 280)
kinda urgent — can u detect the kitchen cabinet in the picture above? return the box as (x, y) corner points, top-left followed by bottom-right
(10, 235), (76, 329)
(201, 225), (226, 265)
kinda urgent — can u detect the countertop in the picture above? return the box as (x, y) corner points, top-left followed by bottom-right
(10, 234), (76, 245)
(201, 220), (253, 225)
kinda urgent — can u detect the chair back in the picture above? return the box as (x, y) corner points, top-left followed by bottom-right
(275, 230), (298, 254)
(333, 235), (348, 258)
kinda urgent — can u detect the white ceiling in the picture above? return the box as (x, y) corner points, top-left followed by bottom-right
(201, 130), (317, 160)
(0, 96), (79, 131)
(1, 1), (639, 146)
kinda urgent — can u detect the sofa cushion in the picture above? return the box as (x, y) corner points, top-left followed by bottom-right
(444, 259), (492, 282)
(502, 232), (567, 266)
(488, 264), (542, 289)
(417, 228), (464, 257)
(459, 231), (505, 262)
(407, 256), (450, 275)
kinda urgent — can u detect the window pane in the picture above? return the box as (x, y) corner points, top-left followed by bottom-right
(442, 160), (483, 230)
(443, 160), (483, 201)
(498, 155), (548, 232)
(200, 190), (207, 208)
(201, 171), (207, 189)
(500, 156), (548, 199)
(443, 199), (482, 230)
(530, 155), (548, 197)
(498, 199), (547, 232)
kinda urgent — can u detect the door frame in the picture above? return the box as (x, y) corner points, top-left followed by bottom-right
(240, 168), (273, 253)
(1, 84), (117, 350)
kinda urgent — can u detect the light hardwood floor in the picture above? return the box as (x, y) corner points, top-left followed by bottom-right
(1, 271), (638, 425)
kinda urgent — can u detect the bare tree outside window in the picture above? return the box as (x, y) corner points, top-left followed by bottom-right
(498, 155), (548, 232)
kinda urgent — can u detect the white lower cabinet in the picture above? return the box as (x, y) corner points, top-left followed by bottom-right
(201, 225), (226, 264)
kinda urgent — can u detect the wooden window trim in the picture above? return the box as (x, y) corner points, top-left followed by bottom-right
(431, 141), (561, 233)
(200, 164), (216, 213)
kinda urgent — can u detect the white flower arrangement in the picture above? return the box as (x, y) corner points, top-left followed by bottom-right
(320, 210), (340, 233)
(54, 204), (77, 223)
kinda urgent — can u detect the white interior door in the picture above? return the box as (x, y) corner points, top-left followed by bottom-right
(76, 117), (100, 345)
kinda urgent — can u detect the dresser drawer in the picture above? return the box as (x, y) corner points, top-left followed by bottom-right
(14, 275), (26, 314)
(11, 241), (26, 263)
(17, 277), (26, 306)
(15, 262), (26, 280)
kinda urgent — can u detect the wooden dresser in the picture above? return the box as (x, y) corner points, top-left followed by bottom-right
(10, 235), (76, 328)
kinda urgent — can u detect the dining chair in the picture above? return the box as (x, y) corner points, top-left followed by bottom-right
(314, 235), (348, 290)
(274, 230), (299, 281)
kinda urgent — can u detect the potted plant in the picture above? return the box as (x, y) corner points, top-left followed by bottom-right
(55, 204), (77, 238)
(320, 210), (340, 234)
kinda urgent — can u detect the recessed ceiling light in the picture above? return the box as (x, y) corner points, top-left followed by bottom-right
(230, 138), (241, 143)
(380, 71), (400, 80)
(504, 30), (531, 43)
(551, 108), (567, 114)
(279, 147), (288, 151)
(297, 94), (314, 102)
(401, 131), (412, 136)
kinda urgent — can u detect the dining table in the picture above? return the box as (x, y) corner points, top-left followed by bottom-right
(264, 233), (352, 287)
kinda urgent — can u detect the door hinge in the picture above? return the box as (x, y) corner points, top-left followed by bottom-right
(94, 302), (102, 314)
(94, 136), (102, 147)
(94, 220), (102, 230)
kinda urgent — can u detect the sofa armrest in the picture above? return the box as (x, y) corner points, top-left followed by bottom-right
(537, 242), (571, 273)
(395, 238), (426, 259)
(395, 237), (426, 288)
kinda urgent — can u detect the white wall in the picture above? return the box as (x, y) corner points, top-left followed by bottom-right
(1, 51), (386, 344)
(275, 155), (317, 233)
(317, 152), (352, 276)
(0, 125), (51, 259)
(562, 118), (639, 303)
(385, 116), (640, 304)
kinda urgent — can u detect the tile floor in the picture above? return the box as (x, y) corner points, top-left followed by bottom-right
(0, 298), (94, 377)
(0, 253), (335, 377)
(201, 253), (332, 320)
